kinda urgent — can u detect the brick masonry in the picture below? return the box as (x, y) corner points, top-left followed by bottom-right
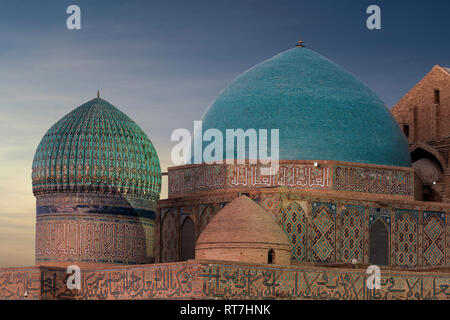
(0, 261), (449, 300)
(391, 65), (450, 202)
(168, 161), (414, 198)
(3, 65), (450, 301)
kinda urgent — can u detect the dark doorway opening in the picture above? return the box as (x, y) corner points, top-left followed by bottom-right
(181, 217), (195, 261)
(268, 249), (275, 264)
(369, 219), (389, 266)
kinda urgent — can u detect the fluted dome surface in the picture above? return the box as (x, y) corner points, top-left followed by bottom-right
(32, 97), (161, 199)
(200, 47), (412, 167)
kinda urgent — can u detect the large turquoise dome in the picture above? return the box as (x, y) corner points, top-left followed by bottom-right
(200, 46), (411, 167)
(32, 97), (161, 199)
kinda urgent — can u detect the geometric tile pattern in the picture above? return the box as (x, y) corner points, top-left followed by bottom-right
(334, 166), (412, 195)
(281, 202), (307, 262)
(161, 209), (178, 262)
(310, 202), (336, 263)
(2, 262), (450, 300)
(423, 211), (445, 267)
(340, 205), (364, 263)
(260, 193), (281, 220)
(394, 209), (418, 268)
(35, 213), (154, 264)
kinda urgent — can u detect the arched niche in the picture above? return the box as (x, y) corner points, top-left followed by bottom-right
(199, 206), (215, 236)
(369, 219), (389, 266)
(161, 209), (178, 262)
(181, 217), (195, 261)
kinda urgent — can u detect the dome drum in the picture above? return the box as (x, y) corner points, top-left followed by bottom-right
(196, 242), (291, 265)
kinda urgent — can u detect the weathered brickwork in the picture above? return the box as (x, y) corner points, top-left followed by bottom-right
(392, 66), (450, 143)
(169, 164), (226, 195)
(334, 165), (412, 195)
(168, 161), (414, 197)
(0, 268), (41, 300)
(392, 65), (450, 202)
(229, 164), (331, 189)
(36, 192), (157, 215)
(197, 262), (450, 300)
(195, 196), (291, 265)
(1, 262), (449, 300)
(36, 214), (154, 265)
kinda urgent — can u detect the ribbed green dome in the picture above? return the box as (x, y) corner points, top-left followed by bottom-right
(32, 97), (161, 199)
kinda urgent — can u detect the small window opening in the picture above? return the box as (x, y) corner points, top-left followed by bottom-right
(268, 249), (275, 264)
(434, 89), (440, 104)
(402, 124), (409, 138)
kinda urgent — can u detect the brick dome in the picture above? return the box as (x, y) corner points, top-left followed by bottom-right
(196, 196), (291, 265)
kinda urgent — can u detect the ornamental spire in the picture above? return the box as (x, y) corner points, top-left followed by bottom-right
(296, 39), (304, 48)
(97, 90), (100, 98)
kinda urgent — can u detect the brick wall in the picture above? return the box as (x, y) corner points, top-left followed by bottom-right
(391, 65), (450, 202)
(392, 65), (450, 143)
(1, 261), (449, 300)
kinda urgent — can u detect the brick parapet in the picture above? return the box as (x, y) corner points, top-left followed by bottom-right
(1, 261), (449, 300)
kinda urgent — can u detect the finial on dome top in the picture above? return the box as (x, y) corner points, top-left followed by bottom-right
(296, 39), (304, 48)
(97, 90), (100, 98)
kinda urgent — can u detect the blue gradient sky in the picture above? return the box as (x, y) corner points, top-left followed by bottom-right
(0, 0), (448, 266)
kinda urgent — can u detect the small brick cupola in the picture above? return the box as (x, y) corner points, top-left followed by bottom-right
(195, 195), (291, 265)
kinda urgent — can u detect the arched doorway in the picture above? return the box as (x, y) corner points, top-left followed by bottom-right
(181, 217), (195, 261)
(410, 145), (445, 202)
(369, 219), (389, 266)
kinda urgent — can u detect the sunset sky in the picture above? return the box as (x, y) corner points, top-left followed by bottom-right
(0, 0), (449, 267)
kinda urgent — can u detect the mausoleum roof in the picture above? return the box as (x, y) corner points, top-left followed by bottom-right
(199, 46), (411, 167)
